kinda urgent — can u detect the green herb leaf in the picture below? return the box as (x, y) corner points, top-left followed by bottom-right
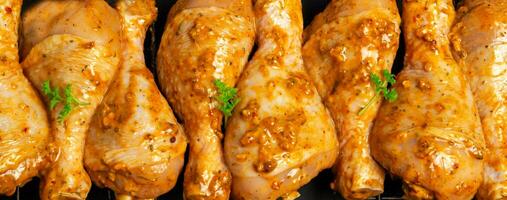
(370, 73), (383, 89)
(42, 80), (51, 95)
(385, 89), (398, 102)
(41, 80), (62, 110)
(57, 103), (72, 123)
(57, 85), (89, 123)
(383, 69), (396, 85)
(358, 70), (398, 115)
(214, 79), (240, 117)
(41, 81), (88, 123)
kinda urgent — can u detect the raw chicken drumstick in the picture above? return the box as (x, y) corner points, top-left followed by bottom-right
(450, 0), (507, 199)
(20, 0), (122, 199)
(224, 0), (339, 199)
(84, 0), (187, 199)
(370, 0), (485, 199)
(157, 0), (255, 199)
(303, 0), (400, 199)
(0, 0), (50, 195)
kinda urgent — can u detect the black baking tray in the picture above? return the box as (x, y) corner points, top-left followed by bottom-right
(3, 0), (461, 199)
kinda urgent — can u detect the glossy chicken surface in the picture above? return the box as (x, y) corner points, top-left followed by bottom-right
(84, 0), (187, 198)
(20, 0), (122, 199)
(157, 0), (255, 199)
(302, 0), (400, 199)
(0, 0), (50, 195)
(450, 0), (507, 199)
(370, 0), (486, 199)
(224, 0), (339, 199)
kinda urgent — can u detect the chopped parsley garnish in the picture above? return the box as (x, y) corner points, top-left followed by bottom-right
(358, 70), (398, 115)
(41, 80), (88, 123)
(214, 79), (240, 118)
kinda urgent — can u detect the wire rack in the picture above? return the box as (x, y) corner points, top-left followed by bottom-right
(5, 174), (406, 200)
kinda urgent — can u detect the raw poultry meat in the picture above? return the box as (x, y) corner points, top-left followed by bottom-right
(370, 0), (486, 199)
(0, 0), (50, 195)
(302, 0), (400, 199)
(224, 0), (339, 199)
(450, 0), (507, 199)
(84, 0), (187, 199)
(156, 0), (255, 199)
(20, 0), (122, 199)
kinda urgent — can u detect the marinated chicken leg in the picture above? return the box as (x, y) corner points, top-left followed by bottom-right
(370, 0), (485, 199)
(157, 0), (255, 199)
(0, 0), (50, 195)
(224, 0), (339, 199)
(20, 0), (122, 199)
(450, 1), (507, 199)
(303, 0), (400, 199)
(84, 0), (187, 198)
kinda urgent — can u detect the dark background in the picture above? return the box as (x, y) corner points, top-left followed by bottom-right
(2, 0), (457, 199)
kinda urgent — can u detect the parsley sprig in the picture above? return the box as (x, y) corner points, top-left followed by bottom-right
(41, 80), (88, 123)
(358, 70), (398, 115)
(42, 81), (62, 110)
(214, 79), (240, 118)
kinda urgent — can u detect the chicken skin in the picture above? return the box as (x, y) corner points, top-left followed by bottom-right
(156, 0), (255, 199)
(370, 0), (486, 199)
(20, 0), (122, 199)
(303, 0), (400, 199)
(84, 0), (187, 199)
(224, 0), (339, 199)
(450, 0), (507, 199)
(0, 0), (50, 195)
